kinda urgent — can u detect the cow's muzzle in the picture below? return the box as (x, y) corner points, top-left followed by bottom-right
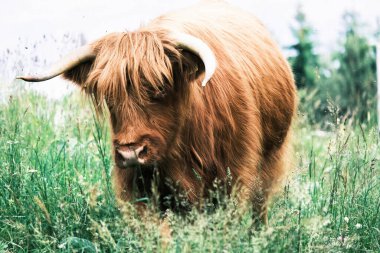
(115, 144), (149, 168)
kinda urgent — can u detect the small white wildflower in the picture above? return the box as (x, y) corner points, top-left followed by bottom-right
(27, 168), (38, 173)
(322, 218), (330, 226)
(58, 242), (67, 249)
(355, 223), (362, 229)
(324, 166), (332, 174)
(337, 235), (343, 242)
(344, 217), (349, 223)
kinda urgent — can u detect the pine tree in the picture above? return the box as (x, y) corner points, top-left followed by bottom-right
(289, 6), (319, 89)
(331, 12), (377, 122)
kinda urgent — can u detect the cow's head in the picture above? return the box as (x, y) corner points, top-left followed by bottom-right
(18, 30), (216, 169)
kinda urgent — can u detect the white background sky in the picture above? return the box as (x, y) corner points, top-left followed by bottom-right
(1, 0), (379, 51)
(0, 0), (379, 98)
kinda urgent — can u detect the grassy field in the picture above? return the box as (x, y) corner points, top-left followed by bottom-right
(0, 90), (379, 252)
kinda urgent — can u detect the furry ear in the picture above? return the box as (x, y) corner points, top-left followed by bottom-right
(180, 49), (206, 83)
(62, 60), (95, 86)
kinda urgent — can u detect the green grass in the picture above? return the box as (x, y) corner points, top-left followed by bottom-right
(0, 90), (379, 252)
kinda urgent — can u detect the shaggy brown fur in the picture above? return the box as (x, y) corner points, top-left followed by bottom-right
(63, 0), (297, 220)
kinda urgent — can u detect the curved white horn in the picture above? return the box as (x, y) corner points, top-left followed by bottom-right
(16, 45), (96, 82)
(171, 32), (217, 86)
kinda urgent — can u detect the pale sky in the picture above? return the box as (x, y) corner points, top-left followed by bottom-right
(1, 0), (379, 51)
(0, 0), (379, 99)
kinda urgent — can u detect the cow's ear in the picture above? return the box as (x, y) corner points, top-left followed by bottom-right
(62, 60), (95, 87)
(180, 49), (206, 83)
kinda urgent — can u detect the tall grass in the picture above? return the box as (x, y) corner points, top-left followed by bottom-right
(0, 90), (379, 252)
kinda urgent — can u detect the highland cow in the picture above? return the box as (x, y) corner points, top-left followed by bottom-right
(18, 0), (297, 222)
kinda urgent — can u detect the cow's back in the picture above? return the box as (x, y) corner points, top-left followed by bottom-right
(149, 0), (297, 155)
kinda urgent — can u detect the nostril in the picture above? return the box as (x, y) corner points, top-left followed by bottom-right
(138, 146), (148, 158)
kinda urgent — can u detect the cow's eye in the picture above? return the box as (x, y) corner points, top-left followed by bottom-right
(149, 86), (167, 101)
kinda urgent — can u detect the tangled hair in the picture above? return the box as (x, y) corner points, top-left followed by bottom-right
(61, 0), (297, 221)
(82, 32), (172, 111)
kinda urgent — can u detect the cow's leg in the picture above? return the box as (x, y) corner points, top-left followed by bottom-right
(258, 134), (293, 226)
(236, 134), (292, 227)
(112, 167), (173, 248)
(233, 163), (266, 228)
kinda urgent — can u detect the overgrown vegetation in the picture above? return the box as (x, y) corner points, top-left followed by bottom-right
(0, 6), (379, 253)
(0, 88), (379, 252)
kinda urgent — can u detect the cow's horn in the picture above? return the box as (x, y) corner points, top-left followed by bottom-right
(172, 32), (217, 86)
(16, 45), (96, 82)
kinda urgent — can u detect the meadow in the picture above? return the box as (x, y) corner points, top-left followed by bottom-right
(0, 88), (379, 252)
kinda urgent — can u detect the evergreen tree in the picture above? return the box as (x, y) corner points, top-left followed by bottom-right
(330, 12), (377, 122)
(289, 6), (319, 89)
(375, 18), (380, 39)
